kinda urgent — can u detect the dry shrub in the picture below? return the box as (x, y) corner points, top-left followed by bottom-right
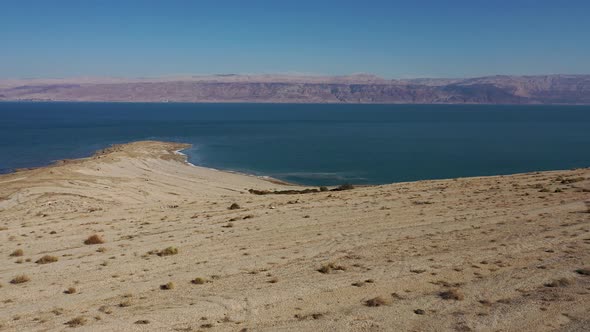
(364, 296), (391, 307)
(333, 183), (354, 191)
(84, 234), (105, 245)
(160, 282), (175, 290)
(10, 275), (30, 284)
(98, 306), (112, 314)
(157, 247), (178, 257)
(191, 277), (207, 285)
(65, 316), (87, 327)
(561, 177), (585, 184)
(118, 300), (132, 308)
(544, 278), (572, 288)
(439, 289), (464, 300)
(36, 255), (58, 264)
(64, 287), (77, 294)
(317, 262), (346, 274)
(10, 249), (23, 257)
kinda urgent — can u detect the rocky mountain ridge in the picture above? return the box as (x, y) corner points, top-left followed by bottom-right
(1, 74), (589, 104)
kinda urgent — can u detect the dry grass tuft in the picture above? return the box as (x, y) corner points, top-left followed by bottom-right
(10, 249), (23, 257)
(317, 262), (346, 274)
(333, 183), (355, 191)
(84, 234), (105, 245)
(364, 296), (391, 307)
(191, 277), (207, 285)
(439, 289), (464, 300)
(160, 282), (175, 290)
(118, 300), (132, 308)
(64, 287), (77, 294)
(156, 246), (178, 257)
(65, 316), (87, 327)
(36, 255), (59, 264)
(544, 278), (572, 288)
(98, 306), (112, 314)
(10, 275), (30, 284)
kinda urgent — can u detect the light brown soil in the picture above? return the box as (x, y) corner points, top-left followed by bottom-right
(0, 141), (588, 331)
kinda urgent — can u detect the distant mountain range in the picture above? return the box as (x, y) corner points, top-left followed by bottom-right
(1, 74), (589, 104)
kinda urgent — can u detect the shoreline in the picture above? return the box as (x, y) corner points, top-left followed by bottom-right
(172, 147), (296, 186)
(1, 140), (589, 188)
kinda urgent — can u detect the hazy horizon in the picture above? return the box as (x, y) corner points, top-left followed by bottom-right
(2, 72), (590, 82)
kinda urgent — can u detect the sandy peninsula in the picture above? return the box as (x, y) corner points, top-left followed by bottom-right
(0, 141), (589, 331)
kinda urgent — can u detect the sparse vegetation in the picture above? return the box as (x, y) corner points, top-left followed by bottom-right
(98, 306), (112, 314)
(544, 278), (572, 287)
(10, 275), (30, 284)
(156, 246), (178, 257)
(84, 234), (105, 245)
(65, 316), (87, 327)
(439, 289), (464, 300)
(317, 262), (346, 274)
(333, 183), (354, 191)
(160, 282), (175, 290)
(64, 287), (77, 294)
(249, 184), (355, 196)
(560, 177), (585, 184)
(191, 277), (207, 285)
(294, 312), (324, 320)
(10, 249), (23, 257)
(364, 296), (390, 307)
(118, 300), (132, 307)
(229, 203), (241, 210)
(36, 255), (59, 264)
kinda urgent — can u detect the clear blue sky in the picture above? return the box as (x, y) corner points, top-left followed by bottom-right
(1, 0), (589, 78)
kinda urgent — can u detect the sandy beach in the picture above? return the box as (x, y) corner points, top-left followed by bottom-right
(0, 141), (589, 331)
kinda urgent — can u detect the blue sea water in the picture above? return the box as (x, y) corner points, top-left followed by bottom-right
(0, 102), (589, 186)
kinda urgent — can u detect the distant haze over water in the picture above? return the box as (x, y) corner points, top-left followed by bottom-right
(1, 102), (589, 185)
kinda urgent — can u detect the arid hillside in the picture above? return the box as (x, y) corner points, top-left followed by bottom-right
(0, 141), (589, 331)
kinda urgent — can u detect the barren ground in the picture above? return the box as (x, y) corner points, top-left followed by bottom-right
(0, 141), (589, 331)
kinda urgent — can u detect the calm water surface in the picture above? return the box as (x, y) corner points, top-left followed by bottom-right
(1, 102), (589, 185)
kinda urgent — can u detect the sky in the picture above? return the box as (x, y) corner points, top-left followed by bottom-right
(1, 0), (589, 79)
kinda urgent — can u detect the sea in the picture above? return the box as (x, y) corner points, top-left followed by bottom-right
(1, 102), (589, 186)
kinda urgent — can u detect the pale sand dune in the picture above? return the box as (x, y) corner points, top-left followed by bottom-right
(0, 141), (589, 331)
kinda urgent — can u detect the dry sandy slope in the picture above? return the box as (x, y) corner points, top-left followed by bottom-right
(0, 141), (589, 332)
